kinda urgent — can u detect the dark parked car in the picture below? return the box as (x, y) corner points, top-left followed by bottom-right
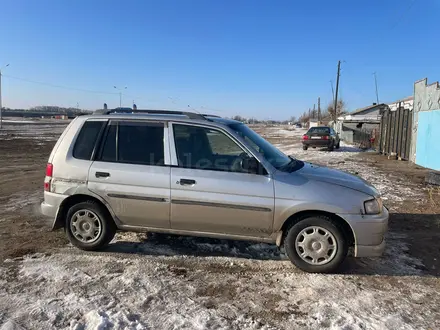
(302, 126), (340, 151)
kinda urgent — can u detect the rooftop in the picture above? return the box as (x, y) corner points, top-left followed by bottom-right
(350, 103), (387, 115)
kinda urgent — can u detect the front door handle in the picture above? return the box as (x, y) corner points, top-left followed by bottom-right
(178, 178), (196, 186)
(95, 171), (110, 178)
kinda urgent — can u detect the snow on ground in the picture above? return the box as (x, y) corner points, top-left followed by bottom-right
(0, 125), (438, 330)
(0, 123), (66, 141)
(0, 238), (438, 330)
(1, 120), (37, 124)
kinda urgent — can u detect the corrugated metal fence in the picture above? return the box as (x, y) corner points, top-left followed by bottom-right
(379, 104), (412, 160)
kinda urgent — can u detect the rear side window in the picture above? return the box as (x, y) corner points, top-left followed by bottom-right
(73, 121), (106, 160)
(99, 121), (165, 166)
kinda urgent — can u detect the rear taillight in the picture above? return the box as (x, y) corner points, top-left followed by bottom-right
(302, 135), (309, 140)
(323, 136), (329, 140)
(44, 163), (53, 192)
(46, 163), (53, 177)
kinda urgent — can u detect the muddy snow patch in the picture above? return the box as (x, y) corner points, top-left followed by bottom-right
(0, 250), (438, 330)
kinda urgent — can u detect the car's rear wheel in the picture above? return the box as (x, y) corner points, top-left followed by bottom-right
(336, 141), (340, 149)
(66, 201), (116, 251)
(284, 216), (348, 273)
(302, 145), (308, 150)
(328, 143), (334, 151)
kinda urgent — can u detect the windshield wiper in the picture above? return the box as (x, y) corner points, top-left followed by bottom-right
(278, 156), (295, 170)
(279, 155), (304, 172)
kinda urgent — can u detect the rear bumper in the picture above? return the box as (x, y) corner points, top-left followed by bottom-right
(41, 191), (67, 221)
(303, 140), (332, 147)
(338, 206), (389, 258)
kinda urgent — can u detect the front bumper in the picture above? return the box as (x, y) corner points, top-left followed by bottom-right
(338, 206), (389, 258)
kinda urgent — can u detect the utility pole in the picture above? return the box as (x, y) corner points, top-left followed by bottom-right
(318, 97), (321, 122)
(0, 64), (10, 129)
(312, 104), (316, 119)
(333, 60), (341, 123)
(373, 72), (379, 104)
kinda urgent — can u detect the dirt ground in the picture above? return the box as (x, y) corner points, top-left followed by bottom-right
(0, 122), (68, 261)
(0, 121), (439, 329)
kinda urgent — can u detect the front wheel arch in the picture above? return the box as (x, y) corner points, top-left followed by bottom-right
(279, 210), (355, 248)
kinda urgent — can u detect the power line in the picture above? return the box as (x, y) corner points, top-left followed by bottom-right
(3, 74), (230, 114)
(3, 74), (119, 95)
(389, 0), (418, 31)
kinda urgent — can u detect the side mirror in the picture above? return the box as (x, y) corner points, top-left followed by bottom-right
(241, 157), (260, 174)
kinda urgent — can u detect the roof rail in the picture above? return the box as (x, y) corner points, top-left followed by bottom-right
(201, 114), (221, 118)
(94, 108), (210, 121)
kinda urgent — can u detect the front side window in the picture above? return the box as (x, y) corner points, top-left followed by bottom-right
(99, 121), (164, 165)
(173, 124), (248, 172)
(228, 123), (291, 170)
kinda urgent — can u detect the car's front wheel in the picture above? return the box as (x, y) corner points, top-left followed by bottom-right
(284, 216), (348, 273)
(65, 201), (116, 251)
(302, 145), (308, 150)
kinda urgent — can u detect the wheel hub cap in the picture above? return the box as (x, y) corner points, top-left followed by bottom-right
(70, 209), (102, 243)
(295, 226), (338, 265)
(311, 241), (322, 250)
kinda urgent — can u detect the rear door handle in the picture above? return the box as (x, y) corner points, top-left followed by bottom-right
(95, 171), (110, 178)
(178, 178), (196, 186)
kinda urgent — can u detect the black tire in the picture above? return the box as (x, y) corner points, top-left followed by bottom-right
(65, 200), (116, 251)
(284, 216), (348, 273)
(336, 141), (340, 149)
(328, 143), (334, 151)
(302, 145), (308, 150)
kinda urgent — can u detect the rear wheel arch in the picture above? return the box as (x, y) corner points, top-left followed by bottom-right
(279, 210), (355, 247)
(54, 194), (117, 230)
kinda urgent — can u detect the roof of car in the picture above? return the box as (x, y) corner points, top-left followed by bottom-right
(84, 109), (242, 126)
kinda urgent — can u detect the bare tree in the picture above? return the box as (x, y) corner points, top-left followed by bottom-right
(326, 99), (346, 121)
(289, 116), (297, 123)
(232, 115), (245, 122)
(298, 111), (310, 124)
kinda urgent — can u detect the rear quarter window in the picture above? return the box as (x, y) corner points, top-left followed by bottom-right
(73, 121), (106, 160)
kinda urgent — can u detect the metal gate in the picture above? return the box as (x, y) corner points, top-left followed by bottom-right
(379, 104), (412, 160)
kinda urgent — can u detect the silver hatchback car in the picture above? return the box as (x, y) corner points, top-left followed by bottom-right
(41, 109), (388, 273)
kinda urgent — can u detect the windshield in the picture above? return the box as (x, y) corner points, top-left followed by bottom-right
(228, 123), (291, 169)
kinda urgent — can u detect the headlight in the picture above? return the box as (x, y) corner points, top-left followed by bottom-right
(364, 198), (382, 214)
